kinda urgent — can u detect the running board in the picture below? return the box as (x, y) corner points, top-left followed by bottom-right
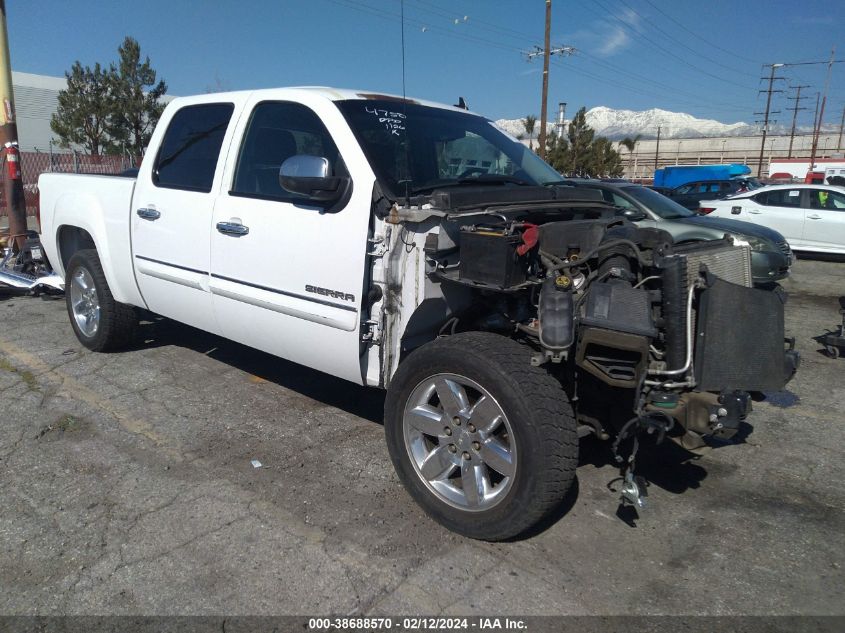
(0, 268), (64, 292)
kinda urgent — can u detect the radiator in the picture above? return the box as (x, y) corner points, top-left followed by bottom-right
(676, 243), (753, 288)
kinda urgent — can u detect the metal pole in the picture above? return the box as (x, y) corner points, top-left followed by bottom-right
(538, 0), (551, 159)
(757, 64), (783, 178)
(556, 102), (566, 137)
(786, 85), (809, 159)
(0, 0), (27, 253)
(654, 126), (661, 172)
(810, 48), (836, 175)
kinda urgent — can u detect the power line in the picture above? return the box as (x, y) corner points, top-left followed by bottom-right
(639, 0), (764, 65)
(572, 51), (753, 113)
(587, 0), (757, 92)
(322, 0), (522, 53)
(406, 0), (542, 45)
(552, 58), (754, 117)
(406, 0), (753, 113)
(612, 0), (759, 80)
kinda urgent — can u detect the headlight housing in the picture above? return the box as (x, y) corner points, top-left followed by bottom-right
(737, 235), (771, 252)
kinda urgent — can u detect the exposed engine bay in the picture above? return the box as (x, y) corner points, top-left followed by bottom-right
(378, 184), (800, 508)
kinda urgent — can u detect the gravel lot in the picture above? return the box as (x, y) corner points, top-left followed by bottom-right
(0, 258), (843, 616)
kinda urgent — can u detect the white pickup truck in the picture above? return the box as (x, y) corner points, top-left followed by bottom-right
(37, 88), (799, 540)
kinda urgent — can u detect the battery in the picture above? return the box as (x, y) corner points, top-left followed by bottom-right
(458, 229), (526, 288)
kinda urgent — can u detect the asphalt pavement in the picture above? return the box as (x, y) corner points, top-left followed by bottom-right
(0, 258), (843, 616)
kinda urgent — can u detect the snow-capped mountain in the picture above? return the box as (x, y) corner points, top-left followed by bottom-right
(495, 106), (756, 140)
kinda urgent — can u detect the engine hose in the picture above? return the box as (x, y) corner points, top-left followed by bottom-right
(539, 238), (646, 276)
(598, 253), (632, 284)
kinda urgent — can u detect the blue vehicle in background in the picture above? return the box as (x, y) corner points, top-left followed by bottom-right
(652, 164), (762, 210)
(654, 163), (753, 188)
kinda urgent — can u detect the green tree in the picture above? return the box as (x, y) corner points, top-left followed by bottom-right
(618, 134), (641, 154)
(588, 137), (623, 176)
(544, 106), (622, 177)
(50, 61), (116, 156)
(617, 134), (641, 175)
(108, 37), (168, 160)
(521, 115), (537, 151)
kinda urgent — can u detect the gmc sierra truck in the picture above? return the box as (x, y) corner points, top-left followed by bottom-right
(36, 88), (799, 540)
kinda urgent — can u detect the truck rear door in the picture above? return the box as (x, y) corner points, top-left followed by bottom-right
(208, 96), (374, 384)
(131, 101), (238, 334)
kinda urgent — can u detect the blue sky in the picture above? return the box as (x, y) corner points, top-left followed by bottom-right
(7, 0), (845, 128)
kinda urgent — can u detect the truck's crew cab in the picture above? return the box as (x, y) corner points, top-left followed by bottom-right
(38, 88), (799, 540)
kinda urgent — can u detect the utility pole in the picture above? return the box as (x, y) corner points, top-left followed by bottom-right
(809, 47), (836, 173)
(654, 126), (661, 172)
(786, 85), (810, 158)
(837, 104), (845, 152)
(538, 0), (551, 159)
(755, 63), (785, 177)
(524, 1), (575, 160)
(0, 0), (27, 253)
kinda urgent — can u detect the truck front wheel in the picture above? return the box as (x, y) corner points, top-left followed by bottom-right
(384, 332), (578, 540)
(65, 249), (138, 352)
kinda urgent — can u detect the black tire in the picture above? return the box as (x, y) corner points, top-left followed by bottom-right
(384, 332), (578, 541)
(65, 249), (138, 352)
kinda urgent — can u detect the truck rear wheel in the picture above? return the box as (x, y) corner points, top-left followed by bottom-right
(65, 249), (138, 352)
(384, 332), (578, 540)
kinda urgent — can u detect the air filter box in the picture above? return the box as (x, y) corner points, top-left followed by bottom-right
(581, 282), (657, 338)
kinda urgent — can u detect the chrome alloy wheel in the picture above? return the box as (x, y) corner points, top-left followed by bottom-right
(69, 268), (101, 338)
(403, 373), (517, 511)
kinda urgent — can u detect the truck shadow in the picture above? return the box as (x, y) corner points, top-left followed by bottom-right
(133, 315), (747, 535)
(133, 316), (386, 425)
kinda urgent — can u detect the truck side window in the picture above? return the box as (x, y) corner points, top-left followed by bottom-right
(153, 103), (234, 193)
(231, 101), (341, 202)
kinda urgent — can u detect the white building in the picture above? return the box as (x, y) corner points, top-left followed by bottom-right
(11, 71), (67, 152)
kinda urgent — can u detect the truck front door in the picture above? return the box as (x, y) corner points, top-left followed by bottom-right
(131, 101), (238, 334)
(209, 97), (374, 384)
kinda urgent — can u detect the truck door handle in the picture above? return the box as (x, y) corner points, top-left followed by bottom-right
(136, 208), (161, 220)
(807, 214), (822, 220)
(216, 221), (249, 237)
(747, 210), (762, 214)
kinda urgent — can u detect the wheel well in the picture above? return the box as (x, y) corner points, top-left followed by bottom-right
(57, 226), (96, 270)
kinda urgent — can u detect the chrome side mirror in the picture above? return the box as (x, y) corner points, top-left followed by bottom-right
(279, 155), (347, 202)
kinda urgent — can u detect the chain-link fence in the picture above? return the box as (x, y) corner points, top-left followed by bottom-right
(1, 150), (137, 217)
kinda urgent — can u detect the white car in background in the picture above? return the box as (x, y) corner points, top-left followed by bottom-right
(699, 184), (845, 254)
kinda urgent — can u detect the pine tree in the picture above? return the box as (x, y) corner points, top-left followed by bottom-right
(544, 106), (623, 177)
(50, 62), (116, 156)
(107, 37), (167, 161)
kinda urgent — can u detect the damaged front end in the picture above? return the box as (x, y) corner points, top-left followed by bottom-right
(406, 184), (799, 508)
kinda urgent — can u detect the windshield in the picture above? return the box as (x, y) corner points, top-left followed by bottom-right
(741, 178), (763, 190)
(335, 99), (565, 198)
(626, 186), (696, 219)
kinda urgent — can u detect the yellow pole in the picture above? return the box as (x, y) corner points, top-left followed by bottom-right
(0, 0), (27, 252)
